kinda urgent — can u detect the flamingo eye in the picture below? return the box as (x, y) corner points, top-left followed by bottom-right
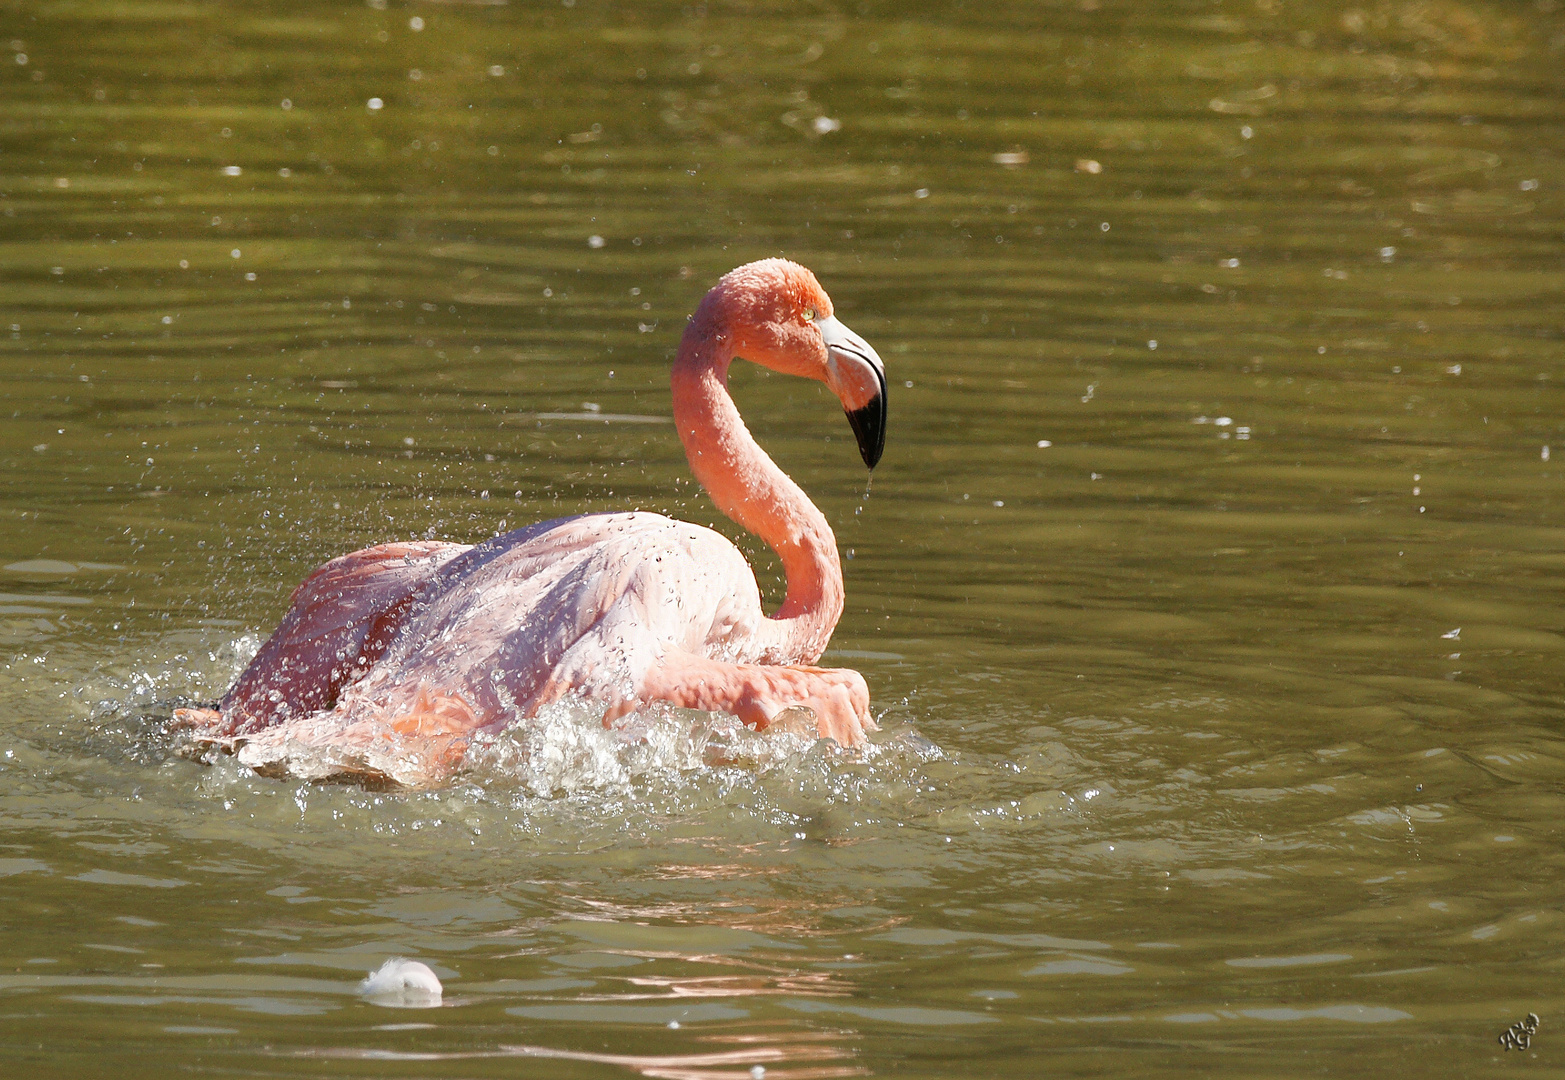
(803, 308), (816, 322)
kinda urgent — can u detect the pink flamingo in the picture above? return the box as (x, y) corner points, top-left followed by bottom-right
(174, 259), (887, 782)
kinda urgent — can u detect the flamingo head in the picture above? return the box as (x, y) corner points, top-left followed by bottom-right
(698, 258), (888, 468)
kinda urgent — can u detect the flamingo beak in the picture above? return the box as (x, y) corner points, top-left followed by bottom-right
(818, 315), (888, 469)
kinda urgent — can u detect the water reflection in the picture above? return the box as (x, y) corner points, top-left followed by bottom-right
(307, 1033), (866, 1080)
(574, 950), (853, 1002)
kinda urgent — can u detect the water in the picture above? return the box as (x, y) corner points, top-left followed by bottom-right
(3, 0), (1563, 1074)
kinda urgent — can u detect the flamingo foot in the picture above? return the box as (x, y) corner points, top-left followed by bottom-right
(638, 656), (874, 748)
(759, 705), (818, 736)
(170, 706), (223, 731)
(387, 685), (480, 739)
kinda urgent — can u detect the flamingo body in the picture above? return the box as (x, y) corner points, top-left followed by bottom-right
(179, 260), (886, 782)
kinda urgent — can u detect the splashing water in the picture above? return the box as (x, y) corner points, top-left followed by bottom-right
(79, 631), (941, 797)
(207, 697), (927, 793)
(465, 703), (854, 796)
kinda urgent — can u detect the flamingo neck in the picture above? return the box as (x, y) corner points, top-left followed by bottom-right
(671, 330), (843, 663)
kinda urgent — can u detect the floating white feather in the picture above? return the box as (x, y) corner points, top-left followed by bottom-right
(359, 957), (443, 1007)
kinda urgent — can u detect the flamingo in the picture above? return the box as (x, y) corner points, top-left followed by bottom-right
(174, 259), (888, 783)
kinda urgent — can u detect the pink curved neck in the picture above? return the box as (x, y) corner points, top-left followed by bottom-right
(671, 326), (843, 664)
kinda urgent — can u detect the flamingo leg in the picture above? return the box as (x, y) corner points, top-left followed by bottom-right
(635, 654), (876, 747)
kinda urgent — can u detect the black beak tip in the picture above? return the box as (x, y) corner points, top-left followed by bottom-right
(845, 392), (887, 470)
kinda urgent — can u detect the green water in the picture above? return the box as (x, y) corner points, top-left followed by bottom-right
(3, 0), (1564, 1075)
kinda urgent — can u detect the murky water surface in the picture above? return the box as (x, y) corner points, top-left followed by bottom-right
(3, 0), (1564, 1075)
